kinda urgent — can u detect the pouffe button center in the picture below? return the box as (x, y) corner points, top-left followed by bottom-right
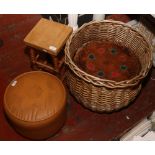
(4, 71), (66, 140)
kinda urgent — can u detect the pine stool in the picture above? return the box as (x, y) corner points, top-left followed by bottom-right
(3, 71), (66, 140)
(24, 18), (72, 73)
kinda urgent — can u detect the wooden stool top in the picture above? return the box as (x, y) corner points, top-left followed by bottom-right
(24, 18), (73, 56)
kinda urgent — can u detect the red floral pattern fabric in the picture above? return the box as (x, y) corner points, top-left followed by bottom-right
(74, 41), (141, 82)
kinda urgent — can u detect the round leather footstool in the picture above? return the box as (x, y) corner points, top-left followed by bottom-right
(4, 71), (66, 140)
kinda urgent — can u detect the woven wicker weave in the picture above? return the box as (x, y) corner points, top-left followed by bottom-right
(65, 20), (152, 112)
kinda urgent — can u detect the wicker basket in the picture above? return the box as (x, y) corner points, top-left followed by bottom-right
(65, 20), (152, 112)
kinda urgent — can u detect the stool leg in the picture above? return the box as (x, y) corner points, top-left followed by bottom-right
(30, 48), (36, 64)
(29, 48), (39, 70)
(51, 56), (59, 72)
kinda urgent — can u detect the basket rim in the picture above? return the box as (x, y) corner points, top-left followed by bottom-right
(65, 20), (152, 88)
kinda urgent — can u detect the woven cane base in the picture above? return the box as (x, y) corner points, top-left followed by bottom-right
(66, 69), (141, 112)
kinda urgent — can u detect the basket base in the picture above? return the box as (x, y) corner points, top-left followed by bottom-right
(65, 70), (142, 113)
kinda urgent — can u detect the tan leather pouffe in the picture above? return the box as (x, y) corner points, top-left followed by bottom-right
(3, 71), (66, 140)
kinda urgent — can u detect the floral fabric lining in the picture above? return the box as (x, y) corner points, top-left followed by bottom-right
(74, 41), (141, 82)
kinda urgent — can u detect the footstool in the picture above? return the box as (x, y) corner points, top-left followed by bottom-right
(3, 71), (66, 140)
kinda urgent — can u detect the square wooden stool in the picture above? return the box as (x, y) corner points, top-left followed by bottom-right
(24, 18), (73, 73)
